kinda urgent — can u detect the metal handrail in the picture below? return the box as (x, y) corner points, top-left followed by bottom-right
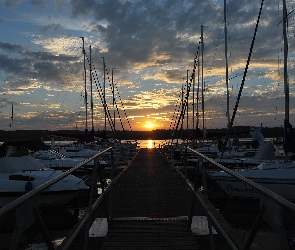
(186, 146), (295, 213)
(0, 147), (112, 219)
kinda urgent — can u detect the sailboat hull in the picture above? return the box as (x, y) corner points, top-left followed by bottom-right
(210, 165), (295, 201)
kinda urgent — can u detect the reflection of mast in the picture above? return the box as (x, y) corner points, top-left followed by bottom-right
(80, 37), (87, 131)
(102, 57), (106, 132)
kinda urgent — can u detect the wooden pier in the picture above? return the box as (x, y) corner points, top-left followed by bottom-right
(66, 148), (220, 249)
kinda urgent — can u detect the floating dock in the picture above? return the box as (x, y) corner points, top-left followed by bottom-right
(64, 148), (221, 249)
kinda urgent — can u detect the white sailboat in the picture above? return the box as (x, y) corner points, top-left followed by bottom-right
(209, 1), (295, 201)
(0, 155), (88, 207)
(0, 142), (88, 207)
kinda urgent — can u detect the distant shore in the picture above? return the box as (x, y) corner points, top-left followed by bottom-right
(0, 126), (284, 141)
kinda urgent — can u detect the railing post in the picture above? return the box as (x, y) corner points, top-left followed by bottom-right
(260, 196), (290, 250)
(109, 148), (115, 221)
(171, 144), (175, 170)
(189, 155), (201, 224)
(199, 159), (215, 250)
(184, 147), (190, 218)
(9, 199), (37, 250)
(83, 156), (99, 250)
(242, 205), (265, 250)
(184, 147), (188, 179)
(33, 206), (55, 250)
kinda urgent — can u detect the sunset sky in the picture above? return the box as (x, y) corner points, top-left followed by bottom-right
(0, 0), (294, 132)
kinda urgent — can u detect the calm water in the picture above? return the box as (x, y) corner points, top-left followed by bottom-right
(135, 139), (171, 148)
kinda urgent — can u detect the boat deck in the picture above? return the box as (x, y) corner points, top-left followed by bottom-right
(66, 148), (223, 249)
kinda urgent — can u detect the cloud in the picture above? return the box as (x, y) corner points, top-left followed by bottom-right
(0, 0), (294, 131)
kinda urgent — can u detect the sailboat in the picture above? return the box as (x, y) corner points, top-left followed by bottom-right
(209, 1), (295, 201)
(0, 140), (88, 207)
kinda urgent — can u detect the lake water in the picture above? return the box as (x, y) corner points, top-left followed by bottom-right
(134, 139), (172, 148)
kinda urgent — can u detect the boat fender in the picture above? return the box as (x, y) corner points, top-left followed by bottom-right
(25, 179), (33, 193)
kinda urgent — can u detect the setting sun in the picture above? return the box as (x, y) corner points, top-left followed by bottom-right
(144, 121), (155, 130)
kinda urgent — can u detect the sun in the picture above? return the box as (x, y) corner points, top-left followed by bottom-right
(144, 121), (155, 130)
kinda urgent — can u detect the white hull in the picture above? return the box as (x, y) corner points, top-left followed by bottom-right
(0, 169), (88, 207)
(210, 163), (295, 201)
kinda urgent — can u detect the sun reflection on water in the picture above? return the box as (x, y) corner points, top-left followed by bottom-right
(147, 140), (153, 148)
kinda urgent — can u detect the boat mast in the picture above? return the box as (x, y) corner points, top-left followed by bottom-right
(90, 45), (94, 133)
(186, 69), (189, 135)
(102, 57), (106, 133)
(224, 0), (230, 133)
(181, 84), (184, 137)
(192, 64), (195, 138)
(282, 0), (289, 122)
(282, 0), (289, 159)
(201, 25), (205, 139)
(80, 37), (87, 131)
(112, 68), (116, 133)
(196, 54), (200, 138)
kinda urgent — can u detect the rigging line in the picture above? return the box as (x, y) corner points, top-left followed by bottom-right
(175, 71), (197, 139)
(88, 58), (116, 134)
(105, 67), (121, 139)
(170, 41), (200, 141)
(277, 9), (294, 25)
(84, 53), (115, 134)
(113, 82), (133, 133)
(169, 89), (184, 130)
(92, 61), (127, 139)
(111, 86), (128, 140)
(222, 0), (265, 155)
(173, 56), (197, 141)
(104, 66), (133, 136)
(175, 84), (187, 140)
(111, 82), (129, 140)
(104, 67), (118, 139)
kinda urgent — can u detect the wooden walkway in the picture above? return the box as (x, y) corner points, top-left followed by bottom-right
(69, 148), (208, 249)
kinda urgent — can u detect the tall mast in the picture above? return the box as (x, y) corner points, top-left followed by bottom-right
(80, 37), (87, 131)
(224, 0), (230, 130)
(282, 0), (289, 122)
(90, 45), (94, 131)
(282, 0), (290, 159)
(181, 84), (184, 134)
(201, 25), (205, 138)
(102, 57), (106, 132)
(196, 54), (200, 137)
(112, 68), (116, 133)
(186, 69), (189, 134)
(192, 64), (195, 137)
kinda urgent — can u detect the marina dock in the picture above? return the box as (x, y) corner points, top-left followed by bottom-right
(62, 148), (222, 249)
